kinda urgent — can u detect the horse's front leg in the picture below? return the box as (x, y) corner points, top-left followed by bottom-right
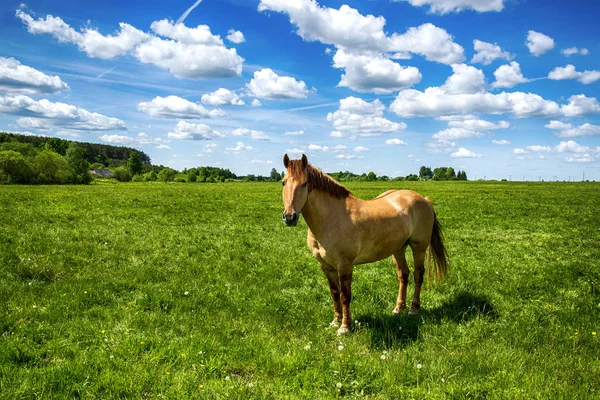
(337, 263), (353, 335)
(319, 261), (342, 328)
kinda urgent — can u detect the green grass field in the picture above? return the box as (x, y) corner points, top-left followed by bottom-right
(1, 181), (599, 399)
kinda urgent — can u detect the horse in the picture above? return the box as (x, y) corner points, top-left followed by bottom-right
(281, 154), (448, 335)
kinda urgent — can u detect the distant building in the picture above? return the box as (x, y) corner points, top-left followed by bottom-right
(89, 169), (115, 178)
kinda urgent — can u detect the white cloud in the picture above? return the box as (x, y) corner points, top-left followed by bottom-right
(251, 99), (262, 107)
(386, 138), (407, 145)
(390, 87), (600, 118)
(150, 19), (222, 45)
(283, 130), (305, 136)
(17, 10), (149, 59)
(308, 144), (347, 152)
(327, 96), (407, 137)
(561, 47), (589, 57)
(250, 159), (274, 164)
(201, 88), (245, 106)
(0, 57), (69, 94)
(333, 49), (421, 93)
(17, 10), (244, 79)
(258, 2), (464, 64)
(512, 148), (528, 155)
(246, 68), (309, 99)
(232, 128), (269, 140)
(226, 141), (254, 152)
(433, 127), (483, 140)
(137, 96), (225, 119)
(441, 64), (485, 94)
(167, 121), (224, 140)
(354, 146), (369, 152)
(526, 145), (552, 153)
(450, 147), (482, 158)
(526, 31), (554, 57)
(547, 121), (600, 138)
(388, 23), (465, 64)
(471, 40), (512, 65)
(335, 154), (364, 159)
(0, 94), (126, 131)
(554, 140), (595, 153)
(548, 64), (600, 84)
(565, 154), (595, 163)
(492, 62), (529, 88)
(492, 139), (510, 145)
(395, 0), (504, 14)
(448, 118), (509, 131)
(134, 36), (243, 79)
(226, 29), (245, 44)
(100, 132), (170, 148)
(426, 138), (456, 154)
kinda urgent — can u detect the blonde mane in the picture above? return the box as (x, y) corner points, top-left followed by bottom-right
(287, 160), (351, 199)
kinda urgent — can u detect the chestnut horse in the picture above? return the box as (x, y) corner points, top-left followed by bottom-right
(282, 154), (448, 335)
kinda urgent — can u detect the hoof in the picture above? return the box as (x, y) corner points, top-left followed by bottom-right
(392, 305), (406, 315)
(329, 319), (341, 328)
(337, 325), (350, 335)
(408, 307), (420, 315)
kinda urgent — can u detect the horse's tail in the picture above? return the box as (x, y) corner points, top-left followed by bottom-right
(426, 200), (449, 283)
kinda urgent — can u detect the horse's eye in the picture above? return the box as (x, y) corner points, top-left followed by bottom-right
(302, 182), (308, 187)
(282, 181), (286, 186)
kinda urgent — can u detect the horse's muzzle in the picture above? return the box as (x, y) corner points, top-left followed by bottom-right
(282, 211), (299, 227)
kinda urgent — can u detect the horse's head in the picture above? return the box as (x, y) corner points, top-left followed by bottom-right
(281, 153), (309, 227)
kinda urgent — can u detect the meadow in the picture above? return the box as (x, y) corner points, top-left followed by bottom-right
(0, 181), (599, 399)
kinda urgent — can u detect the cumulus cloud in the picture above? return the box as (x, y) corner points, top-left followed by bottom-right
(258, 1), (464, 64)
(441, 64), (485, 94)
(448, 118), (510, 131)
(308, 144), (347, 152)
(138, 96), (225, 119)
(492, 139), (510, 145)
(333, 49), (421, 93)
(526, 30), (554, 57)
(336, 154), (364, 159)
(251, 99), (262, 107)
(450, 147), (482, 158)
(283, 130), (305, 136)
(561, 47), (589, 57)
(433, 127), (483, 140)
(0, 57), (69, 94)
(246, 68), (310, 99)
(354, 146), (369, 152)
(226, 29), (245, 44)
(546, 121), (600, 138)
(250, 159), (273, 164)
(100, 132), (170, 148)
(226, 141), (253, 152)
(548, 64), (600, 84)
(17, 10), (244, 79)
(167, 121), (224, 140)
(327, 96), (407, 138)
(426, 138), (456, 154)
(492, 62), (529, 88)
(201, 88), (245, 106)
(390, 86), (600, 118)
(471, 40), (512, 65)
(386, 138), (407, 145)
(394, 0), (504, 14)
(232, 128), (269, 140)
(0, 94), (126, 131)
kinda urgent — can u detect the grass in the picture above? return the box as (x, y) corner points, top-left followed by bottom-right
(0, 181), (599, 398)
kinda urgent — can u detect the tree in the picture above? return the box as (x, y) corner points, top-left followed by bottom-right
(419, 166), (433, 180)
(66, 144), (91, 184)
(446, 167), (456, 180)
(367, 171), (377, 181)
(127, 151), (143, 176)
(157, 168), (177, 182)
(270, 168), (282, 181)
(32, 150), (74, 184)
(0, 150), (34, 184)
(113, 166), (132, 182)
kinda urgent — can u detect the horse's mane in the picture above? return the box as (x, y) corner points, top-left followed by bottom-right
(288, 160), (351, 199)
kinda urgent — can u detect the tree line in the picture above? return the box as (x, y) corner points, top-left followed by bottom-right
(1, 132), (469, 184)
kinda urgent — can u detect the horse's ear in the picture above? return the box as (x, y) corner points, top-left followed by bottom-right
(301, 154), (308, 169)
(283, 154), (290, 168)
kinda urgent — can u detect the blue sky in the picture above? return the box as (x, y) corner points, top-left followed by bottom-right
(1, 0), (599, 180)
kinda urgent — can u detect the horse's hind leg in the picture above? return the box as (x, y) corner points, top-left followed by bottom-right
(409, 243), (427, 315)
(319, 261), (342, 328)
(392, 244), (409, 315)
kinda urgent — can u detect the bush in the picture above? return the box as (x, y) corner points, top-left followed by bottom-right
(32, 150), (75, 184)
(144, 171), (158, 182)
(187, 172), (197, 182)
(113, 167), (132, 182)
(157, 168), (177, 182)
(131, 174), (144, 182)
(0, 150), (35, 184)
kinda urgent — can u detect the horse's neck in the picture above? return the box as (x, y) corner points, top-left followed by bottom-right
(302, 190), (354, 239)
